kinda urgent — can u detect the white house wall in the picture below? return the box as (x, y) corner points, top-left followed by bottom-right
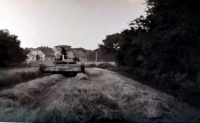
(27, 50), (45, 62)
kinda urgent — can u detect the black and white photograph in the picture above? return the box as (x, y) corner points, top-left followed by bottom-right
(0, 0), (199, 123)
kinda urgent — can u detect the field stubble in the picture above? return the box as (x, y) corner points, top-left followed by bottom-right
(0, 68), (199, 122)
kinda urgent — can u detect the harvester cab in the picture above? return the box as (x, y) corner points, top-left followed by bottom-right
(39, 45), (85, 75)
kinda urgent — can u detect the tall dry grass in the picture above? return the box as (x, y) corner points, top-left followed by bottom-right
(0, 67), (42, 87)
(0, 74), (66, 122)
(0, 107), (39, 122)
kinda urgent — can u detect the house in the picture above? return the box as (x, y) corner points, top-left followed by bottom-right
(26, 49), (45, 63)
(26, 46), (88, 63)
(73, 50), (87, 62)
(37, 47), (55, 61)
(26, 47), (54, 63)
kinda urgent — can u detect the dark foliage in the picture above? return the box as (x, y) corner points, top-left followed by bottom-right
(87, 48), (115, 61)
(100, 0), (200, 107)
(0, 30), (26, 67)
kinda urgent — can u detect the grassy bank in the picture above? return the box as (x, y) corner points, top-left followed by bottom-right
(95, 63), (200, 108)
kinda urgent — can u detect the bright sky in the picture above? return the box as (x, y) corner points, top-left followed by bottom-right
(0, 0), (146, 50)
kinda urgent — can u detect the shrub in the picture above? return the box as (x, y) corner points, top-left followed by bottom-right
(97, 63), (117, 71)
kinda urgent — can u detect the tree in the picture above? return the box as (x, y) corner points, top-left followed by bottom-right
(99, 0), (200, 106)
(101, 0), (200, 79)
(0, 30), (26, 67)
(99, 33), (124, 54)
(144, 0), (200, 79)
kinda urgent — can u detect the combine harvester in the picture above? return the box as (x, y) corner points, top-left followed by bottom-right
(39, 45), (85, 75)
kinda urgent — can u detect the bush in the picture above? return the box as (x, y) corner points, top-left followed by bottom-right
(97, 63), (118, 71)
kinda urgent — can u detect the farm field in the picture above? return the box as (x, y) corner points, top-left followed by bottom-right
(0, 67), (43, 87)
(0, 68), (199, 122)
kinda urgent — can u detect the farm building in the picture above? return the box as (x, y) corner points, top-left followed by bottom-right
(73, 50), (87, 62)
(26, 46), (88, 63)
(26, 49), (45, 63)
(37, 47), (55, 61)
(26, 47), (55, 63)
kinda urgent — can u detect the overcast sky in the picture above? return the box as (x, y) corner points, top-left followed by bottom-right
(0, 0), (146, 50)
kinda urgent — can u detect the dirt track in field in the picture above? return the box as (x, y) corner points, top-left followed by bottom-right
(0, 68), (199, 122)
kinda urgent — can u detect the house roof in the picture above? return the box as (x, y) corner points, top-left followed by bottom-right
(73, 50), (87, 58)
(54, 45), (71, 50)
(37, 47), (54, 56)
(23, 48), (32, 55)
(27, 49), (44, 56)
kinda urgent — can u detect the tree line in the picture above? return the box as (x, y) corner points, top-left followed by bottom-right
(0, 30), (26, 67)
(100, 0), (200, 107)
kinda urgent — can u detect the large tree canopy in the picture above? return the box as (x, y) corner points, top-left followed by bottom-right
(100, 0), (200, 106)
(101, 0), (200, 78)
(0, 30), (26, 67)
